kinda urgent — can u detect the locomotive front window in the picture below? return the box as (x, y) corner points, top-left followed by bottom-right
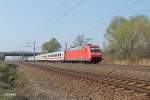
(90, 47), (100, 52)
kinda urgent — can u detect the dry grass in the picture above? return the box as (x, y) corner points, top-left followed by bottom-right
(102, 58), (150, 66)
(137, 59), (150, 66)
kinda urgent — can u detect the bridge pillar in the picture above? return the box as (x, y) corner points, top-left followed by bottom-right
(0, 54), (5, 61)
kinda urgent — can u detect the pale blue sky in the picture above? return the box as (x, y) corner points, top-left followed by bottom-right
(0, 0), (150, 52)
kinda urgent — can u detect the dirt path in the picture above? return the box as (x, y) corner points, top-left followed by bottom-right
(17, 63), (63, 99)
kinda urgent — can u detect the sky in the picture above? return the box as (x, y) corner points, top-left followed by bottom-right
(0, 0), (150, 52)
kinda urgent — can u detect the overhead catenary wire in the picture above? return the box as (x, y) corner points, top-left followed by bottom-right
(41, 0), (139, 35)
(81, 0), (150, 45)
(30, 0), (68, 51)
(84, 0), (148, 34)
(37, 0), (68, 33)
(134, 8), (150, 15)
(114, 0), (140, 15)
(39, 0), (149, 43)
(45, 0), (87, 30)
(35, 0), (87, 50)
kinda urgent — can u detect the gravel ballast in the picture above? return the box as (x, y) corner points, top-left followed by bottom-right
(17, 63), (149, 100)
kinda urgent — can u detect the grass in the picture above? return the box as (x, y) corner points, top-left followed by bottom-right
(0, 61), (15, 99)
(0, 61), (30, 100)
(101, 56), (150, 66)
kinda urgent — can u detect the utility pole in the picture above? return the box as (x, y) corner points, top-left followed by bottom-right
(33, 41), (36, 64)
(65, 43), (68, 50)
(25, 41), (36, 64)
(22, 46), (25, 61)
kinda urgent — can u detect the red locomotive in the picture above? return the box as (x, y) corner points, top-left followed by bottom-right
(65, 44), (102, 63)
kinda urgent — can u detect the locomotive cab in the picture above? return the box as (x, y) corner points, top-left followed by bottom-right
(87, 44), (102, 63)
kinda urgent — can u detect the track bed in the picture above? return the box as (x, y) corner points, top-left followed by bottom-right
(20, 62), (150, 99)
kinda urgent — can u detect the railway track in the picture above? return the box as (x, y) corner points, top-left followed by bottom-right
(21, 62), (150, 98)
(34, 62), (150, 75)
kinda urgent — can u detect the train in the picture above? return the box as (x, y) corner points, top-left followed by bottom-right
(26, 44), (102, 64)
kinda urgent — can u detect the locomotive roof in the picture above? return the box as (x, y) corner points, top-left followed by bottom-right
(69, 44), (99, 50)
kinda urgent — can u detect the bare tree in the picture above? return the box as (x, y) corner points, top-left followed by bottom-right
(72, 34), (85, 47)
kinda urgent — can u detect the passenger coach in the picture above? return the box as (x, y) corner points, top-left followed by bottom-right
(27, 51), (64, 62)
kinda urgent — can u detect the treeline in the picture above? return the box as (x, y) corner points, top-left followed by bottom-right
(42, 34), (85, 53)
(104, 15), (150, 60)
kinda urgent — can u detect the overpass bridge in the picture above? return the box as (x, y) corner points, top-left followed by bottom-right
(0, 52), (40, 60)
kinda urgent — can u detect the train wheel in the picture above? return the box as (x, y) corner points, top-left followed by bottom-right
(92, 57), (102, 64)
